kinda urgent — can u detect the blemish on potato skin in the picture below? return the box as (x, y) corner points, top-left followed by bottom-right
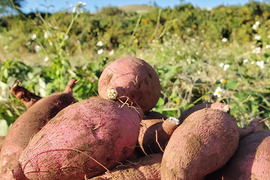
(106, 74), (113, 86)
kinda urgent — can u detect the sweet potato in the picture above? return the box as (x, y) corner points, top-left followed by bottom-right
(179, 102), (230, 124)
(222, 130), (270, 180)
(161, 108), (239, 180)
(98, 56), (161, 112)
(90, 153), (162, 180)
(15, 97), (143, 180)
(0, 79), (77, 179)
(137, 117), (179, 155)
(10, 81), (41, 108)
(205, 117), (267, 180)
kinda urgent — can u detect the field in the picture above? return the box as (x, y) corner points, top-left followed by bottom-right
(0, 2), (270, 135)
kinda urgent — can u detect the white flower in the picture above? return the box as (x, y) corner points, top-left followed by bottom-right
(252, 47), (261, 54)
(252, 24), (258, 30)
(44, 56), (49, 62)
(252, 21), (260, 30)
(223, 64), (230, 71)
(109, 50), (114, 56)
(64, 35), (69, 40)
(256, 60), (264, 69)
(214, 87), (225, 98)
(243, 59), (249, 63)
(265, 45), (270, 49)
(220, 79), (227, 84)
(72, 1), (86, 13)
(220, 63), (230, 71)
(31, 34), (37, 40)
(77, 1), (86, 7)
(96, 41), (104, 47)
(34, 45), (41, 52)
(221, 38), (228, 43)
(254, 35), (261, 41)
(4, 46), (8, 50)
(44, 31), (51, 38)
(97, 49), (104, 55)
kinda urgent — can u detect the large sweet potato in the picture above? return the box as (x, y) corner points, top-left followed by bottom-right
(15, 97), (143, 180)
(0, 79), (77, 179)
(90, 153), (162, 180)
(222, 130), (270, 180)
(98, 56), (161, 112)
(161, 108), (239, 180)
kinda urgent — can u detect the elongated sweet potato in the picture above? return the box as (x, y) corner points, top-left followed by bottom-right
(90, 153), (162, 180)
(15, 97), (143, 180)
(161, 108), (239, 180)
(0, 79), (77, 180)
(138, 117), (179, 155)
(10, 81), (41, 108)
(179, 102), (230, 124)
(98, 56), (161, 112)
(222, 130), (270, 180)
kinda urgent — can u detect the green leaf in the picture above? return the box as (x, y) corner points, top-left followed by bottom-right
(226, 78), (238, 90)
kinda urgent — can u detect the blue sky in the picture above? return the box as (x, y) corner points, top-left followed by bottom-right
(21, 0), (264, 13)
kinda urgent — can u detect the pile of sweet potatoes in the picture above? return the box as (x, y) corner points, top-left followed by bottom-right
(0, 56), (269, 180)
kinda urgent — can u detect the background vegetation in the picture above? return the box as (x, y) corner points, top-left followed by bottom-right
(0, 1), (270, 135)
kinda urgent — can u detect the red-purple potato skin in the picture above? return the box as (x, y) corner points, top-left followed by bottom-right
(222, 130), (270, 180)
(98, 56), (161, 112)
(16, 97), (143, 180)
(90, 153), (162, 180)
(161, 108), (239, 180)
(0, 79), (77, 180)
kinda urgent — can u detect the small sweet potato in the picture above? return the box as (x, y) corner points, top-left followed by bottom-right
(16, 97), (143, 180)
(0, 79), (77, 179)
(179, 102), (230, 124)
(137, 117), (179, 155)
(10, 81), (41, 108)
(90, 153), (162, 180)
(222, 130), (270, 180)
(161, 108), (239, 180)
(98, 56), (161, 112)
